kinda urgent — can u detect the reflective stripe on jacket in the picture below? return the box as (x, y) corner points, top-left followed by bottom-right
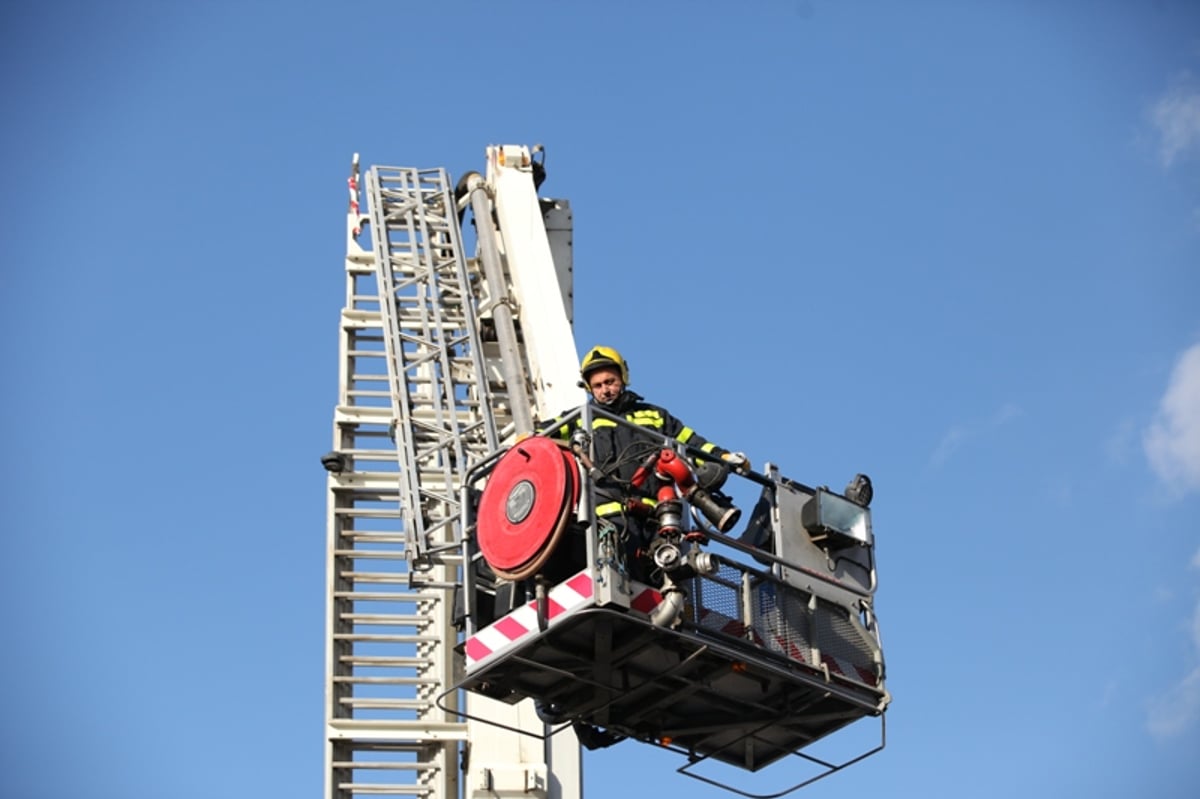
(553, 390), (728, 514)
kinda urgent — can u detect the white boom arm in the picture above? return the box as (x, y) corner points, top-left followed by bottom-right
(487, 145), (586, 419)
(463, 145), (584, 798)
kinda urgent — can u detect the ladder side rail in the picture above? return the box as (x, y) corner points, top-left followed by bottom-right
(366, 166), (430, 564)
(410, 171), (498, 551)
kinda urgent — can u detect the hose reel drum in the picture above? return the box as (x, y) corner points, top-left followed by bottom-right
(476, 437), (580, 581)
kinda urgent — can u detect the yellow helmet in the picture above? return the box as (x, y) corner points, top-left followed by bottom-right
(580, 345), (630, 385)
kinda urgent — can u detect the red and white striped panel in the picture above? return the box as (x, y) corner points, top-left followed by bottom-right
(820, 652), (880, 686)
(699, 607), (764, 644)
(464, 571), (595, 670)
(628, 584), (662, 615)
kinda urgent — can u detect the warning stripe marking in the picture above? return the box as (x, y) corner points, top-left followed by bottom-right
(630, 587), (662, 614)
(821, 652), (880, 686)
(464, 570), (595, 669)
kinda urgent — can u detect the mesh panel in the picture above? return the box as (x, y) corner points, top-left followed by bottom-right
(754, 580), (813, 663)
(684, 566), (878, 686)
(814, 598), (875, 671)
(687, 564), (749, 639)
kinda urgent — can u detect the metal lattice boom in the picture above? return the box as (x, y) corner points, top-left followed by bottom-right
(324, 165), (499, 799)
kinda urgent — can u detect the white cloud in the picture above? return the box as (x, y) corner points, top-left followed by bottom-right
(1143, 343), (1200, 496)
(1146, 557), (1200, 739)
(1147, 599), (1200, 739)
(991, 402), (1022, 426)
(929, 404), (1021, 468)
(930, 424), (966, 467)
(1148, 665), (1200, 739)
(1195, 598), (1200, 649)
(1151, 75), (1200, 167)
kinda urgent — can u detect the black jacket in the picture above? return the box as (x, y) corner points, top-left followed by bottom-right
(552, 390), (729, 512)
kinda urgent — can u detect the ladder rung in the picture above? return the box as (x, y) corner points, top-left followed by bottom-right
(332, 676), (439, 686)
(334, 591), (444, 602)
(333, 633), (440, 643)
(339, 613), (430, 625)
(332, 762), (437, 771)
(336, 783), (428, 796)
(326, 718), (467, 741)
(339, 656), (430, 667)
(334, 512), (404, 524)
(338, 697), (432, 710)
(333, 550), (407, 561)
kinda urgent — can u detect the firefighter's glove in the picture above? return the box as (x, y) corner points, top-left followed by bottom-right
(721, 451), (751, 474)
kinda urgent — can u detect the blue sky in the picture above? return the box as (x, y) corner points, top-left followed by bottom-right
(3, 1), (1199, 797)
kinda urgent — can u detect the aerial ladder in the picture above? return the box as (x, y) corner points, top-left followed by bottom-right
(323, 144), (889, 799)
(322, 144), (580, 799)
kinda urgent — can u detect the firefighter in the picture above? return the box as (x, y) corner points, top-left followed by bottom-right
(555, 345), (749, 581)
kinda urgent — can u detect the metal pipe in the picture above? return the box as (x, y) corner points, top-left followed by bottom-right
(649, 582), (686, 628)
(465, 173), (534, 437)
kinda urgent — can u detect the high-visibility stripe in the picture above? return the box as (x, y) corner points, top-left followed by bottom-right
(595, 497), (656, 517)
(628, 410), (664, 429)
(551, 408), (724, 463)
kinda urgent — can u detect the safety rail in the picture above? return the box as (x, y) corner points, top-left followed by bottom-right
(460, 403), (883, 637)
(451, 400), (892, 782)
(448, 403), (888, 795)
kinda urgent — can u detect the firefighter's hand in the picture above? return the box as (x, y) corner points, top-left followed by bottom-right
(722, 451), (751, 474)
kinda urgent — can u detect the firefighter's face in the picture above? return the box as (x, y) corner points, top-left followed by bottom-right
(586, 367), (624, 405)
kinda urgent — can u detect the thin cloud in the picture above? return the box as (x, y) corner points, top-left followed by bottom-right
(992, 402), (1022, 426)
(1147, 554), (1200, 739)
(930, 424), (967, 467)
(1143, 342), (1200, 496)
(1151, 74), (1200, 167)
(929, 404), (1022, 468)
(1146, 599), (1200, 739)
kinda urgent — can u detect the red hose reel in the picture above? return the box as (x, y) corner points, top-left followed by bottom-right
(476, 436), (580, 580)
